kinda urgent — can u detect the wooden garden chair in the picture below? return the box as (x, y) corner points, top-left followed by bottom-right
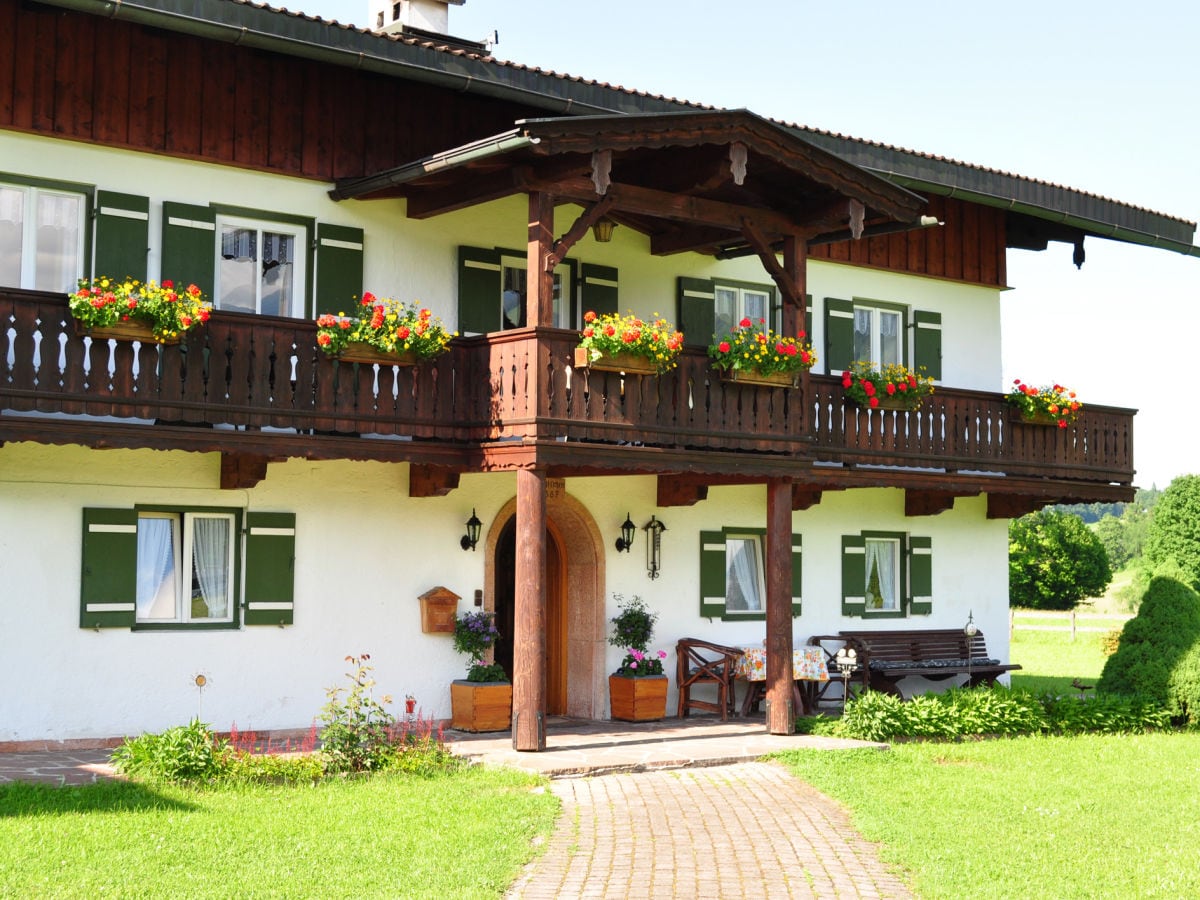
(676, 638), (743, 720)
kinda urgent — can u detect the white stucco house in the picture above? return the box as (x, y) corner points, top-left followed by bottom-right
(1, 0), (1194, 750)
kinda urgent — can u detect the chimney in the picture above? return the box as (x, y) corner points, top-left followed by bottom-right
(370, 0), (465, 37)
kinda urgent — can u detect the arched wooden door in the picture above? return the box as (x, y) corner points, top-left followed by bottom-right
(494, 518), (567, 715)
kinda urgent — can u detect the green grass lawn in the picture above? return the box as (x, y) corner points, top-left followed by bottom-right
(775, 617), (1200, 899)
(775, 733), (1200, 899)
(0, 767), (557, 898)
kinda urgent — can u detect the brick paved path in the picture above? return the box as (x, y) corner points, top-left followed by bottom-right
(506, 761), (912, 899)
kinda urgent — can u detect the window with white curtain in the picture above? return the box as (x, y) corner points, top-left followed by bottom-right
(864, 536), (901, 612)
(216, 216), (305, 317)
(853, 305), (903, 367)
(724, 533), (766, 614)
(499, 254), (569, 329)
(714, 283), (773, 338)
(136, 511), (235, 624)
(0, 182), (86, 292)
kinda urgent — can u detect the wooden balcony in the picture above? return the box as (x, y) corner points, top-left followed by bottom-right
(1, 290), (1134, 501)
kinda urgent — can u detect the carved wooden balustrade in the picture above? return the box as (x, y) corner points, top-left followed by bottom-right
(1, 290), (1133, 486)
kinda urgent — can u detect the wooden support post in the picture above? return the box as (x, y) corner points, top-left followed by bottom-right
(513, 467), (548, 751)
(527, 191), (555, 328)
(782, 234), (807, 339)
(764, 478), (795, 735)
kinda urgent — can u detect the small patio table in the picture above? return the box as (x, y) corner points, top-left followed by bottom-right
(735, 646), (830, 716)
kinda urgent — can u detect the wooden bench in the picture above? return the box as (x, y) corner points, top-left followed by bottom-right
(838, 628), (1021, 698)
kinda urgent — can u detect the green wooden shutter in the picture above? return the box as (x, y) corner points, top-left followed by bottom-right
(913, 310), (942, 382)
(908, 535), (933, 615)
(824, 297), (854, 374)
(457, 246), (501, 335)
(840, 534), (866, 617)
(244, 512), (296, 626)
(315, 223), (364, 316)
(678, 276), (715, 349)
(790, 533), (803, 617)
(93, 191), (149, 282)
(581, 262), (618, 318)
(161, 201), (217, 295)
(80, 508), (137, 629)
(699, 530), (727, 619)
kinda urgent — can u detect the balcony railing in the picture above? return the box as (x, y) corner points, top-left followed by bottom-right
(1, 290), (1133, 485)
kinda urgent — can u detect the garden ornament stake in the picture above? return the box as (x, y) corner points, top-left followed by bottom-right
(835, 646), (857, 714)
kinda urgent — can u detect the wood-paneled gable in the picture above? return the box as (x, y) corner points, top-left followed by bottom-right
(0, 0), (532, 181)
(810, 196), (1007, 287)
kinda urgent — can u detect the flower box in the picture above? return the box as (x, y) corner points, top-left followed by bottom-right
(337, 342), (420, 366)
(73, 319), (180, 345)
(450, 680), (512, 732)
(1010, 408), (1061, 427)
(608, 674), (668, 721)
(720, 368), (798, 388)
(418, 586), (459, 634)
(573, 346), (659, 376)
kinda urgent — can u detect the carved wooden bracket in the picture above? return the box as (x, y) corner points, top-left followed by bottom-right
(790, 487), (824, 511)
(220, 453), (271, 490)
(849, 199), (865, 240)
(591, 149), (612, 195)
(547, 195), (617, 270)
(741, 218), (804, 308)
(729, 142), (748, 185)
(409, 464), (461, 498)
(657, 476), (709, 507)
(905, 490), (975, 517)
(986, 493), (1054, 520)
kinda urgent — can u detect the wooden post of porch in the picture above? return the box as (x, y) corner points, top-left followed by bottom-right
(764, 477), (795, 735)
(513, 466), (548, 751)
(781, 234), (807, 340)
(527, 191), (555, 327)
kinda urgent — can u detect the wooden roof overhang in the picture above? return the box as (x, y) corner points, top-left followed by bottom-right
(331, 110), (928, 268)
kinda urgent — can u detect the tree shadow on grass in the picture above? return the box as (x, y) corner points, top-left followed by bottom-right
(0, 779), (195, 818)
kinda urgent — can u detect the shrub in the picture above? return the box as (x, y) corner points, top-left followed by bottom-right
(1009, 509), (1112, 610)
(1143, 475), (1200, 592)
(318, 653), (397, 774)
(826, 685), (1168, 741)
(110, 719), (228, 782)
(1097, 575), (1200, 724)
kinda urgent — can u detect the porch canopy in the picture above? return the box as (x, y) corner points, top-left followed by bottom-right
(332, 108), (927, 322)
(332, 110), (928, 749)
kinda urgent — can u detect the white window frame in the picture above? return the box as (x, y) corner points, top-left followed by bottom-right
(863, 535), (902, 614)
(214, 215), (307, 317)
(135, 511), (237, 626)
(498, 252), (572, 329)
(0, 181), (87, 292)
(714, 282), (775, 336)
(724, 532), (767, 616)
(852, 302), (905, 368)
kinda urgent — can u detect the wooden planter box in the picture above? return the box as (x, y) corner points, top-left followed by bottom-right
(73, 319), (180, 345)
(450, 680), (512, 732)
(850, 395), (923, 412)
(336, 342), (420, 366)
(573, 347), (658, 376)
(720, 368), (799, 388)
(1009, 407), (1065, 427)
(608, 674), (668, 722)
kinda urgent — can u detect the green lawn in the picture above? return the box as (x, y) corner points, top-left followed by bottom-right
(0, 767), (557, 898)
(776, 733), (1200, 899)
(774, 619), (1200, 899)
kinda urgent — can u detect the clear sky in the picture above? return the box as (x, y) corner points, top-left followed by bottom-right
(303, 0), (1198, 490)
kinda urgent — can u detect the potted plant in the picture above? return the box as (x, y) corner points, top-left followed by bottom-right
(708, 317), (816, 387)
(841, 360), (935, 411)
(315, 292), (454, 365)
(607, 594), (669, 721)
(69, 277), (211, 344)
(1006, 379), (1081, 428)
(574, 310), (683, 375)
(449, 610), (511, 732)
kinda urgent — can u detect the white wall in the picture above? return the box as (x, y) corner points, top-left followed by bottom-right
(1, 441), (1010, 743)
(2, 131), (1004, 392)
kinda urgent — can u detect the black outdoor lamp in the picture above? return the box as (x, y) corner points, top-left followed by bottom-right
(460, 508), (482, 551)
(615, 513), (636, 553)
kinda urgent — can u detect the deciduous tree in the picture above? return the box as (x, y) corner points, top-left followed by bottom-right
(1009, 509), (1112, 609)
